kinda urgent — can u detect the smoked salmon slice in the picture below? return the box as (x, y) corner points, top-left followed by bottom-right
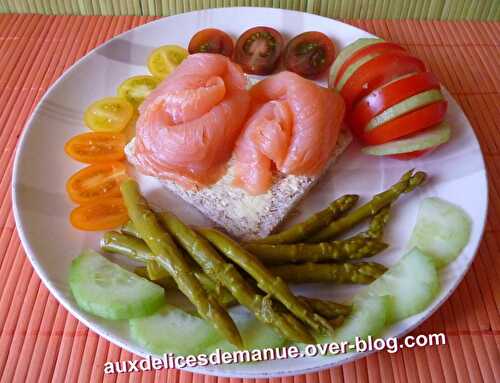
(131, 53), (250, 189)
(234, 71), (345, 195)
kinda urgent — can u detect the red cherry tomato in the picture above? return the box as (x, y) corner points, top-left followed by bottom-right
(283, 31), (336, 78)
(341, 51), (426, 109)
(348, 72), (441, 136)
(188, 28), (234, 57)
(361, 101), (448, 145)
(234, 26), (284, 75)
(390, 148), (432, 160)
(334, 42), (405, 87)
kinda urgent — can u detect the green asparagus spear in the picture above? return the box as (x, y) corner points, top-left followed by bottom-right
(135, 264), (350, 320)
(120, 179), (243, 349)
(121, 220), (141, 238)
(268, 262), (387, 284)
(103, 231), (232, 303)
(134, 266), (235, 306)
(244, 237), (388, 265)
(135, 266), (178, 289)
(309, 170), (426, 243)
(101, 231), (154, 262)
(199, 228), (336, 336)
(358, 205), (392, 240)
(146, 260), (170, 280)
(297, 296), (352, 317)
(251, 195), (359, 244)
(158, 212), (315, 344)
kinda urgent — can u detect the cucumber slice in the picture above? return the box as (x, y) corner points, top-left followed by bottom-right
(207, 308), (286, 353)
(130, 304), (220, 355)
(362, 122), (451, 156)
(408, 197), (472, 268)
(329, 38), (384, 88)
(365, 89), (444, 131)
(360, 248), (439, 323)
(69, 249), (165, 320)
(335, 52), (381, 92)
(317, 295), (390, 346)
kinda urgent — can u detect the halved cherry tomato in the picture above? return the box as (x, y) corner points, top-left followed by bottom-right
(117, 75), (160, 107)
(333, 42), (404, 87)
(70, 197), (129, 231)
(188, 28), (234, 57)
(283, 31), (336, 78)
(147, 45), (189, 79)
(349, 72), (441, 136)
(65, 132), (126, 164)
(234, 26), (284, 75)
(361, 101), (447, 145)
(66, 162), (128, 204)
(341, 52), (426, 109)
(390, 148), (432, 160)
(84, 97), (134, 133)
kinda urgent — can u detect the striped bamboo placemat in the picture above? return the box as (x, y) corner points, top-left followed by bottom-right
(0, 14), (498, 383)
(1, 0), (500, 20)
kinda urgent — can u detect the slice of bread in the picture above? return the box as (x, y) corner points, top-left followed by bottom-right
(125, 129), (352, 241)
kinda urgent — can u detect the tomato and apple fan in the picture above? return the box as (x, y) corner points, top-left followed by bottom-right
(329, 37), (451, 158)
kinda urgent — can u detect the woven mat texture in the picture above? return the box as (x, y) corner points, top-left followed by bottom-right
(1, 0), (499, 20)
(0, 14), (499, 383)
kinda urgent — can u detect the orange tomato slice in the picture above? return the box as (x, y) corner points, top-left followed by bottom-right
(70, 197), (129, 231)
(65, 132), (126, 164)
(66, 162), (128, 204)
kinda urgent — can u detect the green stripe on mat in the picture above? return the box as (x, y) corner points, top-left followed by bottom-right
(0, 0), (498, 20)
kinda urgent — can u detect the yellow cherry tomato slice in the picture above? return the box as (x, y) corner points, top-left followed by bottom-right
(84, 97), (134, 133)
(64, 132), (126, 164)
(70, 197), (129, 231)
(147, 45), (189, 79)
(117, 75), (161, 107)
(66, 162), (128, 204)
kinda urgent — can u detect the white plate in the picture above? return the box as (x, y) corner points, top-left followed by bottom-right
(12, 7), (487, 378)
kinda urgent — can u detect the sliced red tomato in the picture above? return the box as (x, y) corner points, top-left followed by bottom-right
(70, 197), (129, 231)
(188, 28), (234, 57)
(283, 31), (336, 78)
(334, 42), (404, 87)
(349, 72), (440, 136)
(361, 101), (448, 145)
(341, 52), (426, 109)
(65, 132), (126, 164)
(390, 148), (432, 160)
(234, 26), (284, 75)
(66, 162), (128, 204)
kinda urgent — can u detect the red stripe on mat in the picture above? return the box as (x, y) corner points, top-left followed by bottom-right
(0, 15), (498, 383)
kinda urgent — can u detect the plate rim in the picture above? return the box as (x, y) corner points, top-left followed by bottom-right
(11, 7), (489, 378)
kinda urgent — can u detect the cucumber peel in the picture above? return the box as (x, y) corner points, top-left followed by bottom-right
(131, 306), (286, 356)
(362, 121), (451, 156)
(358, 248), (439, 323)
(323, 295), (391, 346)
(130, 304), (220, 355)
(365, 89), (444, 131)
(69, 249), (165, 320)
(409, 197), (472, 268)
(329, 38), (384, 88)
